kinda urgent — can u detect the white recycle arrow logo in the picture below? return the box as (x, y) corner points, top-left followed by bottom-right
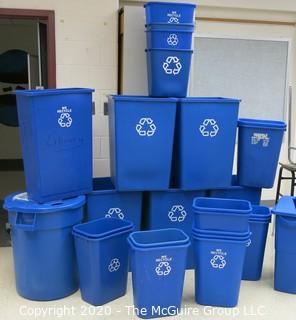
(58, 112), (72, 128)
(168, 205), (187, 222)
(105, 207), (125, 220)
(199, 119), (219, 137)
(155, 261), (171, 276)
(167, 34), (178, 46)
(163, 56), (182, 75)
(108, 258), (120, 272)
(210, 255), (226, 269)
(136, 118), (156, 137)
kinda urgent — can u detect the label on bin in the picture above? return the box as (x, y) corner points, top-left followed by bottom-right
(105, 207), (124, 220)
(251, 133), (269, 147)
(168, 205), (187, 222)
(57, 106), (72, 128)
(163, 56), (182, 75)
(167, 11), (181, 24)
(167, 34), (178, 46)
(108, 258), (120, 272)
(155, 255), (172, 276)
(199, 119), (219, 137)
(136, 118), (156, 137)
(210, 249), (227, 269)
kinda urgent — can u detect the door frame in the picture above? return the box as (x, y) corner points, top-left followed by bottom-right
(0, 8), (56, 88)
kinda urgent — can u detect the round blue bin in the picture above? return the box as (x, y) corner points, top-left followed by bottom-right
(237, 118), (286, 188)
(3, 192), (85, 301)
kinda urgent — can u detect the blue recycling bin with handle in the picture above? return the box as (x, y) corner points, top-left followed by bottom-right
(237, 118), (286, 188)
(108, 95), (177, 191)
(3, 192), (85, 301)
(15, 88), (94, 203)
(175, 97), (240, 190)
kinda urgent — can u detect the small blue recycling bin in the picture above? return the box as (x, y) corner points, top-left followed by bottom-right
(175, 97), (240, 189)
(272, 196), (296, 293)
(15, 88), (94, 203)
(3, 192), (84, 301)
(86, 178), (142, 230)
(237, 118), (286, 188)
(73, 218), (134, 305)
(108, 95), (177, 191)
(146, 48), (193, 97)
(242, 206), (271, 281)
(192, 229), (250, 307)
(209, 176), (262, 205)
(193, 197), (252, 232)
(128, 229), (190, 319)
(146, 189), (206, 269)
(144, 2), (196, 25)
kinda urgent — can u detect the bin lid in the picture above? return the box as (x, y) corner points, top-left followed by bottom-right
(144, 2), (196, 8)
(178, 97), (241, 104)
(272, 196), (296, 217)
(238, 118), (286, 130)
(109, 95), (178, 103)
(15, 88), (94, 96)
(3, 192), (85, 213)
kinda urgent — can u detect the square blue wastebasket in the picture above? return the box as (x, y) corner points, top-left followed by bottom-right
(108, 95), (177, 191)
(15, 88), (94, 203)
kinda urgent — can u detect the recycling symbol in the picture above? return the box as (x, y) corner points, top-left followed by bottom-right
(105, 207), (124, 220)
(163, 56), (182, 75)
(246, 239), (252, 247)
(199, 119), (219, 137)
(168, 16), (179, 24)
(108, 258), (121, 272)
(136, 118), (156, 137)
(210, 255), (226, 269)
(155, 261), (171, 276)
(168, 205), (187, 222)
(58, 112), (72, 128)
(167, 34), (178, 46)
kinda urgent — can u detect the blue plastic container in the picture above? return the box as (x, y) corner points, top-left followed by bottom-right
(128, 229), (190, 319)
(192, 229), (250, 307)
(146, 23), (195, 32)
(242, 206), (271, 281)
(86, 178), (142, 230)
(193, 197), (252, 232)
(15, 88), (94, 203)
(209, 176), (262, 205)
(73, 218), (134, 305)
(108, 95), (177, 191)
(175, 97), (240, 189)
(146, 48), (193, 97)
(237, 118), (286, 188)
(3, 192), (84, 300)
(144, 2), (196, 25)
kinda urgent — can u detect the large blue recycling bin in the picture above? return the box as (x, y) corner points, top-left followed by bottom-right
(15, 88), (94, 203)
(128, 229), (190, 319)
(146, 189), (206, 269)
(73, 218), (134, 305)
(272, 196), (296, 293)
(175, 97), (240, 189)
(242, 206), (271, 281)
(146, 48), (193, 97)
(237, 118), (286, 188)
(3, 192), (84, 300)
(86, 178), (142, 230)
(108, 95), (177, 191)
(144, 2), (196, 25)
(209, 176), (262, 205)
(192, 229), (250, 307)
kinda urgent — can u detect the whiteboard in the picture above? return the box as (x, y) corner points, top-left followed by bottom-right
(191, 37), (289, 120)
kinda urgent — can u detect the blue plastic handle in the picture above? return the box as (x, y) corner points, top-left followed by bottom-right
(15, 212), (36, 231)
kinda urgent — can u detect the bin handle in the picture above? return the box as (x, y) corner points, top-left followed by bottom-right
(15, 212), (36, 231)
(278, 215), (296, 227)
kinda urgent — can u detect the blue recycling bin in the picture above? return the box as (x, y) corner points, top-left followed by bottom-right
(175, 97), (240, 189)
(209, 176), (262, 205)
(144, 2), (196, 25)
(146, 48), (193, 97)
(272, 196), (296, 293)
(242, 206), (271, 281)
(3, 192), (84, 300)
(192, 228), (250, 307)
(86, 178), (142, 230)
(237, 118), (286, 188)
(146, 189), (206, 269)
(73, 218), (134, 305)
(15, 88), (94, 203)
(108, 95), (177, 191)
(128, 229), (190, 319)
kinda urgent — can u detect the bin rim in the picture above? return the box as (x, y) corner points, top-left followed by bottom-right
(145, 28), (193, 33)
(272, 196), (296, 217)
(144, 2), (196, 8)
(145, 23), (195, 28)
(238, 118), (287, 130)
(178, 97), (241, 104)
(250, 205), (271, 223)
(145, 48), (193, 53)
(14, 88), (94, 96)
(193, 232), (251, 243)
(3, 192), (85, 213)
(109, 95), (178, 102)
(192, 227), (250, 240)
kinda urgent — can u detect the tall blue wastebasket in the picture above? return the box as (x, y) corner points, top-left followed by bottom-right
(15, 88), (94, 203)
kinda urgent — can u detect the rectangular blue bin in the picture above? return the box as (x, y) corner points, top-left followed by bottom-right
(144, 2), (196, 25)
(15, 88), (94, 203)
(146, 189), (206, 269)
(209, 176), (262, 205)
(146, 48), (193, 97)
(86, 178), (142, 230)
(108, 95), (177, 191)
(237, 118), (286, 188)
(175, 97), (240, 190)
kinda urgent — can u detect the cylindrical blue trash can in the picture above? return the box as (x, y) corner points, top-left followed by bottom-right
(3, 192), (85, 300)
